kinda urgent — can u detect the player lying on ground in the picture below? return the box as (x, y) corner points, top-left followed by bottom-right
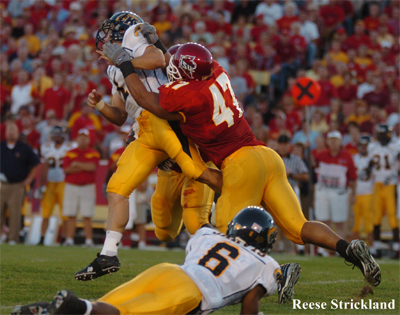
(101, 40), (381, 287)
(75, 12), (219, 281)
(12, 206), (302, 315)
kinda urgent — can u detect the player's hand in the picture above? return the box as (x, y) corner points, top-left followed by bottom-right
(87, 89), (102, 108)
(96, 49), (113, 65)
(103, 42), (131, 67)
(141, 22), (158, 44)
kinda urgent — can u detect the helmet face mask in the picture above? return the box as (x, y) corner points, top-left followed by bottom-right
(166, 42), (213, 82)
(375, 124), (392, 146)
(226, 206), (277, 253)
(96, 11), (144, 50)
(51, 126), (65, 144)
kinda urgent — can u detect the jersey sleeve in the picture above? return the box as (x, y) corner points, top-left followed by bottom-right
(122, 24), (150, 58)
(258, 259), (280, 296)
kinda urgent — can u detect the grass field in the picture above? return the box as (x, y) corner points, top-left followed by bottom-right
(0, 245), (399, 315)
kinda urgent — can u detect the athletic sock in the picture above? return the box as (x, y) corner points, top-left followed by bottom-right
(336, 239), (351, 261)
(392, 227), (399, 243)
(83, 300), (93, 315)
(100, 231), (122, 256)
(70, 298), (87, 315)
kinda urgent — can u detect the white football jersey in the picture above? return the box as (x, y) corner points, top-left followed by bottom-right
(107, 24), (168, 137)
(368, 140), (400, 185)
(181, 227), (280, 314)
(353, 153), (373, 195)
(41, 142), (77, 182)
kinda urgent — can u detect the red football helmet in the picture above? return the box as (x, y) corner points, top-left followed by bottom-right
(167, 44), (181, 56)
(167, 42), (214, 82)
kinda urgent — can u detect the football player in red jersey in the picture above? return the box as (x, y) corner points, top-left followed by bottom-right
(102, 42), (381, 286)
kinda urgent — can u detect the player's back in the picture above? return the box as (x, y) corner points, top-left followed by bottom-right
(353, 153), (373, 195)
(181, 227), (280, 314)
(159, 62), (264, 167)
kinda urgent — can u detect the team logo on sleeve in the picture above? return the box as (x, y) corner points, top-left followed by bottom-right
(179, 55), (197, 79)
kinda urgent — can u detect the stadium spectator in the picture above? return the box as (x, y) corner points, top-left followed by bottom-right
(364, 1), (381, 32)
(343, 122), (361, 155)
(255, 0), (283, 26)
(62, 128), (100, 247)
(337, 72), (357, 103)
(250, 111), (269, 145)
(40, 73), (70, 120)
(357, 70), (375, 99)
(298, 10), (319, 68)
(314, 131), (357, 255)
(310, 110), (329, 134)
(190, 21), (214, 45)
(315, 66), (338, 113)
(35, 109), (63, 146)
(292, 120), (320, 150)
(362, 77), (390, 109)
(10, 69), (33, 115)
(276, 2), (298, 32)
(0, 122), (40, 244)
(319, 0), (345, 39)
(231, 0), (258, 24)
(20, 116), (40, 150)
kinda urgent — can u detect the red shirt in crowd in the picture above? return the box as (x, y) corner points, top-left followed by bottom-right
(344, 34), (370, 51)
(70, 115), (98, 146)
(42, 86), (70, 119)
(344, 142), (358, 155)
(363, 16), (380, 31)
(315, 80), (338, 106)
(319, 4), (345, 28)
(315, 149), (357, 188)
(337, 84), (357, 102)
(275, 40), (297, 63)
(362, 89), (390, 108)
(276, 16), (299, 31)
(63, 147), (100, 185)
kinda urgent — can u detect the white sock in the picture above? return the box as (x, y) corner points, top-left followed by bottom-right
(296, 244), (305, 251)
(100, 231), (122, 256)
(83, 300), (93, 315)
(373, 240), (383, 250)
(392, 242), (399, 251)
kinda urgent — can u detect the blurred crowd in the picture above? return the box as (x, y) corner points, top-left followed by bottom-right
(0, 0), (399, 252)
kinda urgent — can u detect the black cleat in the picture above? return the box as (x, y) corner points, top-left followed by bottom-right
(74, 253), (120, 281)
(346, 240), (381, 286)
(278, 263), (302, 303)
(11, 302), (49, 315)
(47, 290), (81, 315)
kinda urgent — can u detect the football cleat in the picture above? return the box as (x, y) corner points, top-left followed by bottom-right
(47, 290), (81, 315)
(278, 263), (302, 303)
(74, 253), (120, 281)
(11, 302), (49, 315)
(346, 240), (381, 286)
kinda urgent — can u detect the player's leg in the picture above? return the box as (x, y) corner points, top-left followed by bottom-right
(151, 170), (185, 242)
(382, 184), (399, 256)
(261, 148), (380, 285)
(98, 263), (202, 315)
(215, 146), (268, 232)
(55, 182), (68, 244)
(40, 182), (57, 244)
(372, 183), (384, 256)
(352, 196), (362, 239)
(75, 141), (167, 281)
(361, 194), (374, 246)
(147, 112), (207, 180)
(61, 183), (80, 246)
(81, 184), (96, 246)
(182, 177), (214, 235)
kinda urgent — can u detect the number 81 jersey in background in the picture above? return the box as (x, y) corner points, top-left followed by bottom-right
(180, 227), (280, 314)
(159, 61), (264, 168)
(368, 140), (400, 185)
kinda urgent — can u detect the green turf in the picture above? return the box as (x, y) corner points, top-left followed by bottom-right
(0, 245), (399, 315)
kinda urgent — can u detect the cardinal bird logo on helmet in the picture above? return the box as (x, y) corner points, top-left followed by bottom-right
(179, 55), (197, 79)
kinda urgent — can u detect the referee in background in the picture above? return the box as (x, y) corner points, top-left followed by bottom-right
(276, 134), (309, 254)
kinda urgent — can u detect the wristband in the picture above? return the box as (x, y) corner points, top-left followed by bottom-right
(120, 61), (136, 78)
(95, 100), (105, 111)
(154, 39), (167, 54)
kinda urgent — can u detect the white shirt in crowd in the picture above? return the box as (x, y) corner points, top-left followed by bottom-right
(255, 1), (283, 26)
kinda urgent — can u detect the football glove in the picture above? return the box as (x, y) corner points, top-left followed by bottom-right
(103, 42), (131, 67)
(141, 22), (158, 44)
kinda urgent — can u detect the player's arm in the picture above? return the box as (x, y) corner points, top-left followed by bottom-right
(102, 42), (181, 121)
(240, 285), (266, 315)
(87, 89), (128, 126)
(140, 22), (171, 68)
(130, 45), (165, 70)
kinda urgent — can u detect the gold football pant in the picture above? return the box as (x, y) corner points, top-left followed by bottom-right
(151, 168), (214, 242)
(41, 182), (67, 220)
(107, 111), (207, 198)
(98, 263), (202, 315)
(372, 183), (398, 229)
(215, 146), (307, 244)
(352, 194), (373, 233)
